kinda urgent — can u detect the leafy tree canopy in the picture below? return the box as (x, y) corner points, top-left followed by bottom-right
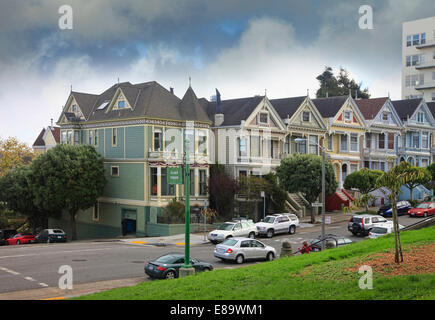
(0, 137), (34, 177)
(344, 168), (384, 194)
(316, 66), (370, 99)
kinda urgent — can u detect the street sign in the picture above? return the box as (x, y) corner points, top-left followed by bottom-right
(312, 202), (323, 207)
(167, 167), (182, 185)
(261, 191), (265, 198)
(325, 216), (331, 224)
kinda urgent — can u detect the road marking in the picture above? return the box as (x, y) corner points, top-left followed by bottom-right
(24, 277), (36, 282)
(0, 267), (20, 275)
(39, 283), (49, 287)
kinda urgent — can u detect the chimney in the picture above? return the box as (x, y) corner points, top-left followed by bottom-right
(170, 87), (174, 94)
(214, 114), (224, 127)
(50, 118), (53, 129)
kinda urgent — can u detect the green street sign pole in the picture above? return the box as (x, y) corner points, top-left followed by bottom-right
(183, 139), (191, 268)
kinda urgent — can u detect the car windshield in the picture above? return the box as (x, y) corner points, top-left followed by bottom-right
(371, 227), (387, 234)
(416, 203), (430, 209)
(155, 255), (180, 264)
(53, 230), (64, 233)
(221, 239), (238, 246)
(217, 223), (234, 231)
(263, 216), (275, 223)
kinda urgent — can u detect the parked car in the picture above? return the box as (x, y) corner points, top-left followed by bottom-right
(255, 213), (299, 238)
(348, 214), (392, 236)
(408, 202), (435, 218)
(144, 253), (213, 279)
(377, 201), (411, 217)
(308, 234), (353, 251)
(34, 229), (67, 243)
(0, 229), (17, 246)
(368, 224), (405, 239)
(214, 237), (276, 264)
(6, 233), (36, 245)
(207, 219), (258, 244)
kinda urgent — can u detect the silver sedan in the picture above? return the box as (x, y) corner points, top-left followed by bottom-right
(213, 237), (276, 264)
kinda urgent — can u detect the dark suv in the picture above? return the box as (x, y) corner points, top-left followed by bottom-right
(35, 229), (67, 243)
(0, 229), (17, 246)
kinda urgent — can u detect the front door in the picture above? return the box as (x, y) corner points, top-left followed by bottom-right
(122, 209), (137, 236)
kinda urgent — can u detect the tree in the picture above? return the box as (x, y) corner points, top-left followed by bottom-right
(263, 173), (290, 213)
(403, 166), (431, 201)
(376, 161), (426, 264)
(0, 137), (34, 177)
(316, 66), (370, 99)
(208, 164), (239, 219)
(276, 154), (338, 223)
(0, 166), (59, 232)
(344, 168), (383, 212)
(238, 175), (272, 219)
(424, 163), (435, 192)
(29, 144), (106, 240)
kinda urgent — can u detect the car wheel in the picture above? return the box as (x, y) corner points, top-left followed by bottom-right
(203, 267), (211, 272)
(235, 254), (244, 264)
(266, 229), (274, 238)
(266, 252), (274, 261)
(248, 232), (255, 239)
(165, 270), (176, 279)
(424, 212), (428, 218)
(289, 225), (296, 235)
(16, 240), (20, 245)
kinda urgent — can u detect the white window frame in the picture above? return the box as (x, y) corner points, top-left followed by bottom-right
(111, 165), (120, 177)
(302, 111), (310, 122)
(112, 128), (118, 147)
(258, 112), (269, 125)
(350, 133), (358, 152)
(344, 111), (352, 122)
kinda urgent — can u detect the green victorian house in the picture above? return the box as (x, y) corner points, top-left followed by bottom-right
(53, 81), (212, 239)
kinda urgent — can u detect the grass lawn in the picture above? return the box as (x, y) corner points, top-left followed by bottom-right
(74, 226), (435, 300)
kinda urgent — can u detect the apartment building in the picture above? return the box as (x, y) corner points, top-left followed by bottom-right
(402, 16), (435, 101)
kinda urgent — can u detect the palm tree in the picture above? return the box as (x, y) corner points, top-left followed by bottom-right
(376, 161), (426, 263)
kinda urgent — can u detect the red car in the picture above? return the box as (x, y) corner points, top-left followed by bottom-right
(6, 233), (36, 245)
(408, 202), (435, 217)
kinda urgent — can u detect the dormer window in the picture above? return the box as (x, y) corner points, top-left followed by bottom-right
(259, 112), (268, 124)
(118, 99), (126, 109)
(344, 111), (352, 122)
(417, 112), (425, 123)
(382, 112), (389, 121)
(72, 105), (77, 112)
(302, 111), (310, 122)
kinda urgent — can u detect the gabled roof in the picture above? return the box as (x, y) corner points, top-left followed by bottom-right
(206, 96), (264, 126)
(71, 92), (99, 119)
(59, 81), (211, 124)
(33, 126), (60, 147)
(269, 96), (306, 119)
(354, 97), (389, 120)
(311, 96), (349, 118)
(391, 98), (423, 120)
(178, 87), (211, 122)
(426, 102), (435, 119)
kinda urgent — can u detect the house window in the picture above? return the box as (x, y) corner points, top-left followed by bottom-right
(408, 157), (415, 166)
(239, 170), (247, 178)
(150, 167), (158, 196)
(199, 170), (207, 196)
(406, 35), (411, 47)
(350, 164), (358, 173)
(185, 129), (195, 154)
(111, 166), (119, 177)
(118, 95), (125, 108)
(190, 169), (195, 196)
(327, 134), (333, 151)
(380, 162), (385, 172)
(197, 130), (207, 155)
(309, 135), (318, 154)
(344, 111), (352, 122)
(421, 33), (426, 44)
(61, 131), (67, 144)
(153, 128), (163, 151)
(94, 130), (98, 146)
(89, 130), (93, 145)
(72, 105), (77, 112)
(378, 133), (385, 149)
(250, 136), (262, 157)
(92, 202), (100, 222)
(422, 132), (429, 148)
(340, 134), (348, 152)
(412, 132), (420, 148)
(382, 112), (389, 121)
(296, 138), (306, 154)
(421, 158), (429, 167)
(413, 34), (420, 46)
(238, 137), (247, 157)
(284, 136), (290, 154)
(417, 112), (425, 123)
(259, 112), (268, 124)
(365, 133), (371, 148)
(74, 131), (80, 145)
(350, 134), (358, 152)
(388, 133), (394, 150)
(161, 168), (175, 196)
(406, 56), (411, 67)
(67, 130), (72, 144)
(112, 128), (118, 146)
(302, 111), (310, 122)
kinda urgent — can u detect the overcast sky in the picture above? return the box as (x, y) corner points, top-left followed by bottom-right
(1, 0), (434, 145)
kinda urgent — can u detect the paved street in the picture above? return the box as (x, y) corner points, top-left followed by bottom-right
(0, 215), (418, 299)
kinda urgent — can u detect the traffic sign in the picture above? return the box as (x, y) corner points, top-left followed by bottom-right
(167, 167), (182, 185)
(325, 216), (331, 224)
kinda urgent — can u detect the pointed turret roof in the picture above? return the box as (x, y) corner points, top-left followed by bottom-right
(178, 86), (211, 122)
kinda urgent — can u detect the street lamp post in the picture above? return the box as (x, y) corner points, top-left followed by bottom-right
(295, 138), (326, 250)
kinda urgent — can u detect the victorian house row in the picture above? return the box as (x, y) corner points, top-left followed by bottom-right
(54, 80), (435, 239)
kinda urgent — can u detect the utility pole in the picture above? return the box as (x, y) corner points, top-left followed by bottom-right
(321, 146), (326, 250)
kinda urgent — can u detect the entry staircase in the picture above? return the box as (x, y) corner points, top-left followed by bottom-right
(325, 188), (354, 212)
(287, 192), (310, 217)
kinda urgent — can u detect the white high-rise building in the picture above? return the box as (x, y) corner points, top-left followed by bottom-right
(402, 16), (435, 102)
